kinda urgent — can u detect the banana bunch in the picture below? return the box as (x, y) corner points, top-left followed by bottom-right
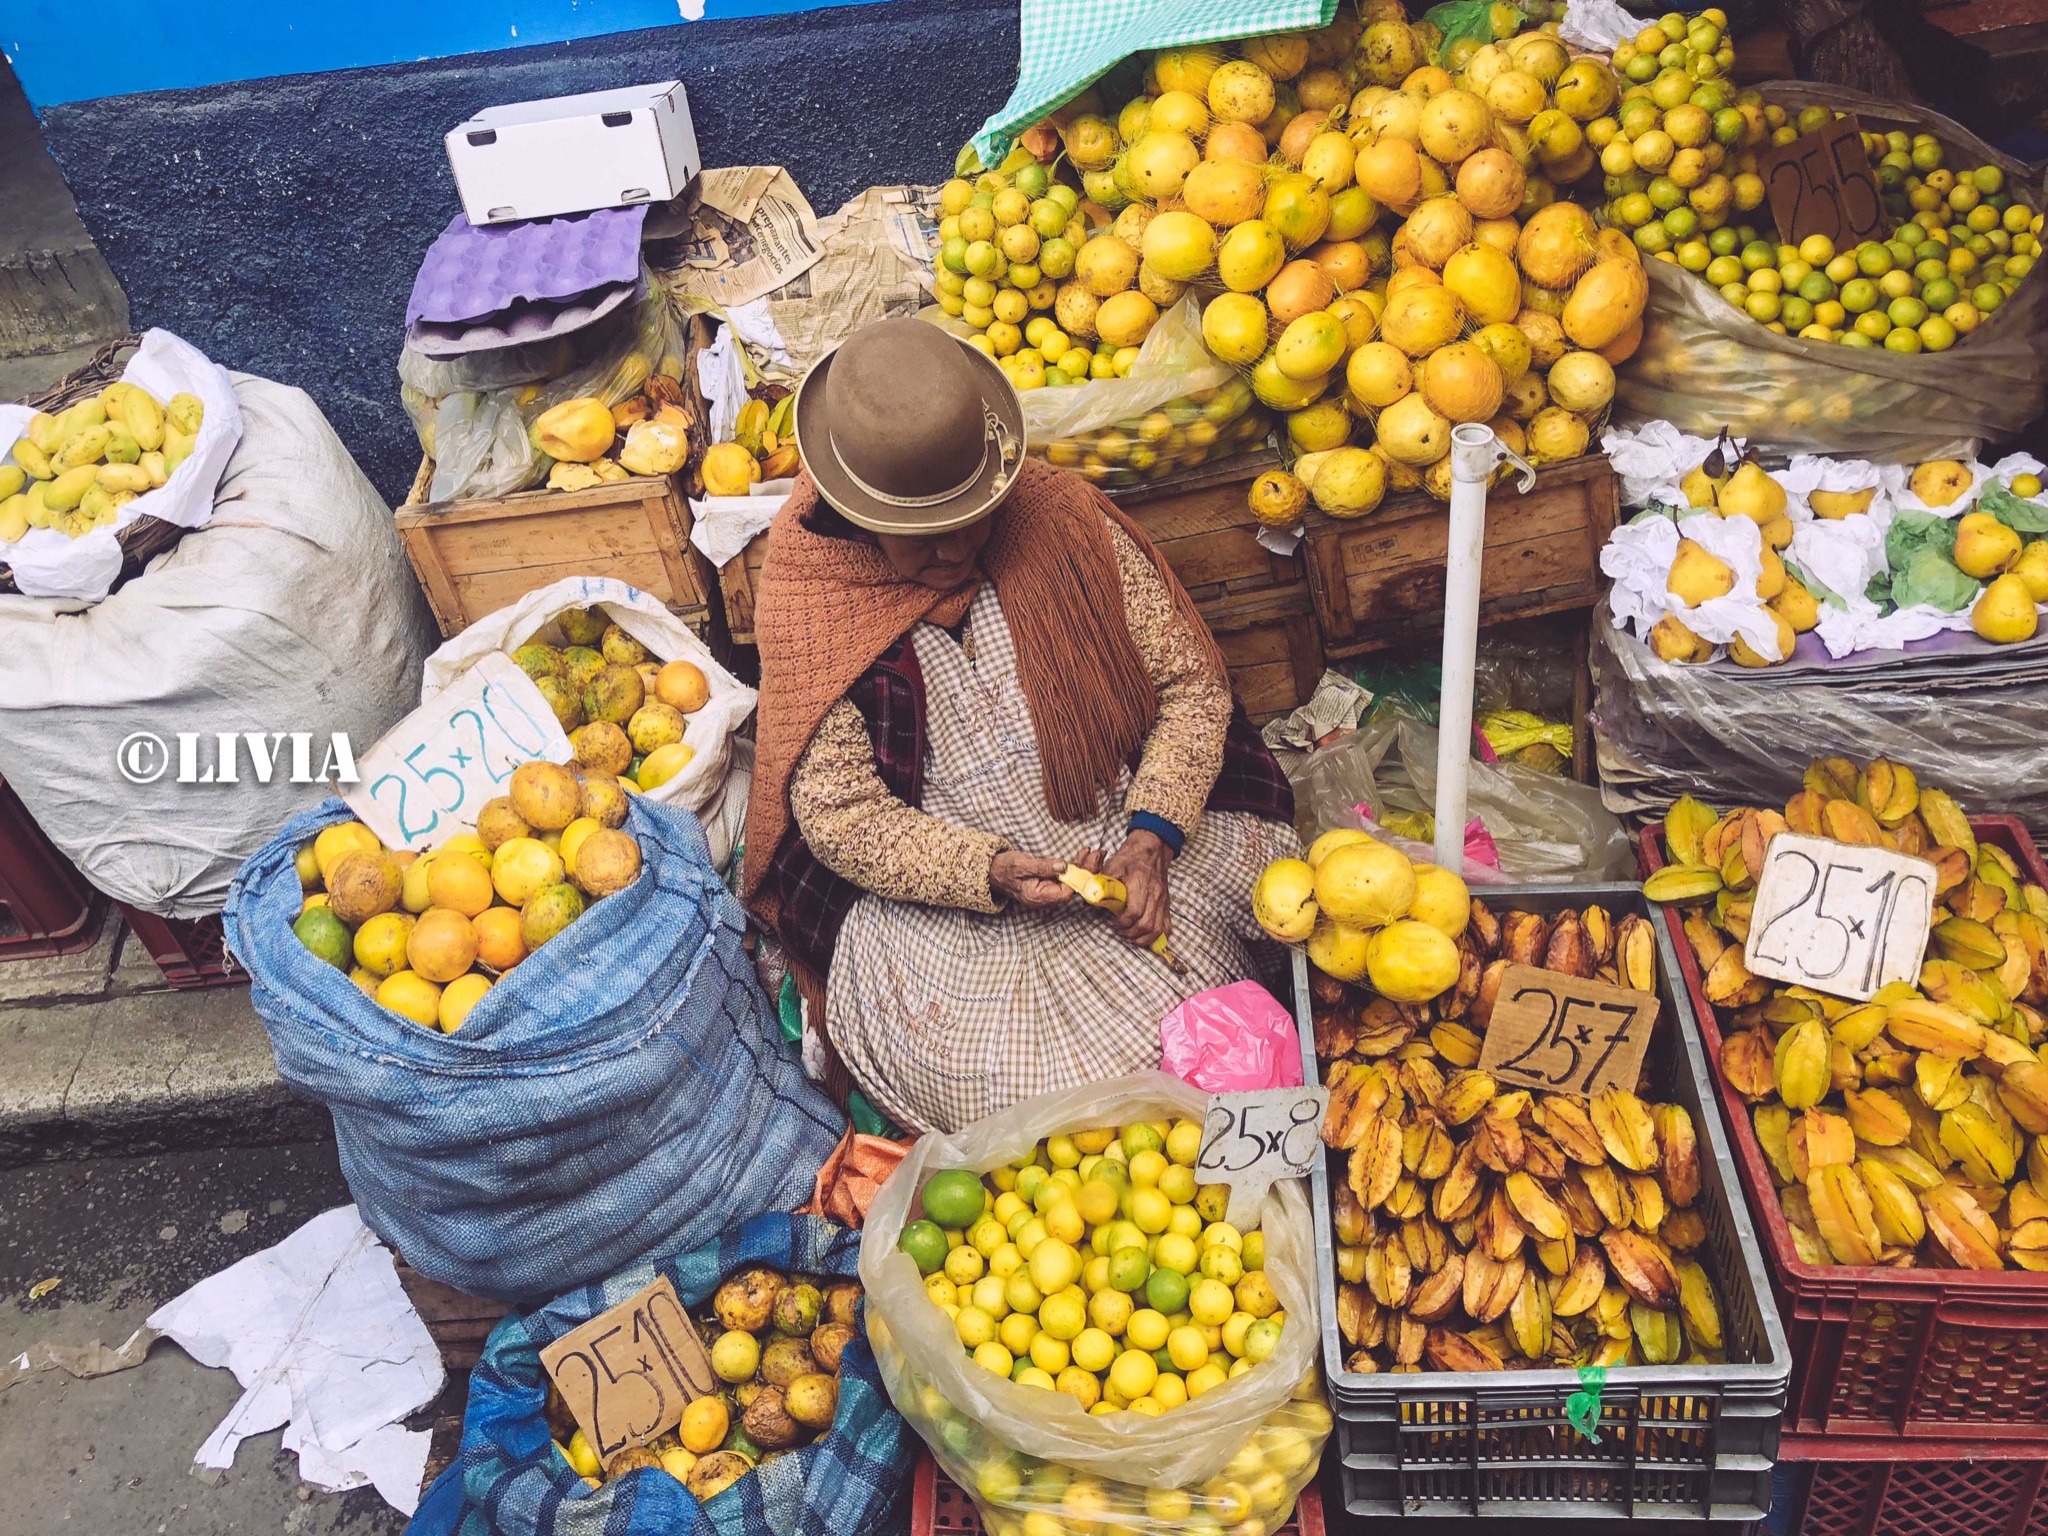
(1646, 757), (2048, 1272)
(1316, 897), (1729, 1373)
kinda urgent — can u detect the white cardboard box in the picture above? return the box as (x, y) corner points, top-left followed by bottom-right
(445, 81), (701, 225)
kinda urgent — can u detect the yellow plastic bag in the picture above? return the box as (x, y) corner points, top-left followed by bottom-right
(858, 1071), (1331, 1536)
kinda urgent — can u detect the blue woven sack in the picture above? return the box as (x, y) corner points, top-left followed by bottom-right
(409, 1213), (910, 1536)
(224, 796), (843, 1301)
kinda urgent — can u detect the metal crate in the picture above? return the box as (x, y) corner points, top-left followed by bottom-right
(1297, 883), (1791, 1522)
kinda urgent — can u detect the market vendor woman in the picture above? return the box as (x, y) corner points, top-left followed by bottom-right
(742, 318), (1297, 1135)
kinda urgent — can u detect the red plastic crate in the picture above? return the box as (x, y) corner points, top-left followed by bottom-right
(1641, 814), (2048, 1446)
(0, 773), (103, 960)
(1779, 1437), (2048, 1536)
(117, 905), (243, 990)
(910, 1454), (1326, 1535)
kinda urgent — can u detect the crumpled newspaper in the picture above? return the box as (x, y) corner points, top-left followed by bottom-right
(1261, 670), (1372, 752)
(147, 1206), (443, 1515)
(1561, 0), (1641, 51)
(689, 479), (794, 568)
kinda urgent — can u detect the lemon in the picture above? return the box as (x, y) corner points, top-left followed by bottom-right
(1082, 1254), (1111, 1294)
(1243, 1232), (1266, 1270)
(1245, 1318), (1284, 1362)
(925, 1274), (958, 1308)
(1087, 1289), (1133, 1335)
(1046, 1133), (1082, 1168)
(1044, 1200), (1085, 1245)
(1073, 1128), (1117, 1155)
(1222, 1311), (1256, 1357)
(1236, 1270), (1279, 1318)
(1131, 1188), (1172, 1234)
(989, 1243), (1023, 1280)
(945, 1245), (985, 1286)
(375, 971), (442, 1028)
(970, 1275), (1008, 1317)
(1029, 1237), (1079, 1294)
(1030, 1332), (1070, 1372)
(1040, 1291), (1087, 1341)
(438, 973), (491, 1032)
(1015, 1166), (1048, 1204)
(1016, 1366), (1057, 1391)
(1128, 1396), (1165, 1417)
(1158, 1165), (1198, 1205)
(1189, 1277), (1236, 1327)
(1128, 1149), (1169, 1188)
(1166, 1120), (1203, 1166)
(972, 1342), (1013, 1376)
(1196, 1185), (1230, 1223)
(1201, 1246), (1246, 1285)
(1056, 1366), (1103, 1409)
(1146, 1485), (1193, 1521)
(1122, 1122), (1166, 1158)
(970, 1218), (1007, 1256)
(1127, 1309), (1171, 1352)
(1187, 1362), (1230, 1398)
(1004, 1273), (1042, 1314)
(1108, 1349), (1158, 1400)
(993, 1191), (1028, 1226)
(1075, 1179), (1120, 1226)
(1154, 1233), (1199, 1275)
(1168, 1204), (1205, 1239)
(1153, 1372), (1190, 1410)
(1015, 1217), (1048, 1256)
(563, 1428), (601, 1478)
(999, 1312), (1038, 1355)
(1166, 1325), (1210, 1372)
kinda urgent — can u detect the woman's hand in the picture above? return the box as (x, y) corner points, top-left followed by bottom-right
(989, 850), (1074, 911)
(1103, 830), (1173, 947)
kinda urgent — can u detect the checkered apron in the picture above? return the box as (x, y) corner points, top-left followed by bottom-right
(827, 586), (1296, 1134)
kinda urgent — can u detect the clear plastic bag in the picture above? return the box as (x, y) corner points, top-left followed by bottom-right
(856, 1072), (1330, 1535)
(1029, 296), (1270, 491)
(397, 281), (690, 501)
(1591, 615), (2048, 829)
(1616, 84), (2048, 462)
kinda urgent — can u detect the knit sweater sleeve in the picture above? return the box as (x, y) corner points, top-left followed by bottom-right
(1107, 517), (1232, 838)
(788, 697), (1008, 913)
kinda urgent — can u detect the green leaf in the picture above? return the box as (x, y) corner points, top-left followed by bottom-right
(1424, 0), (1505, 49)
(1892, 547), (1979, 613)
(1885, 508), (1958, 572)
(1979, 480), (2048, 536)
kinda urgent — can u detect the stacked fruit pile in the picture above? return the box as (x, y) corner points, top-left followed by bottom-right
(1646, 761), (2048, 1270)
(1, 382), (204, 542)
(1253, 829), (1471, 1003)
(552, 1269), (862, 1498)
(289, 757), (642, 1030)
(529, 368), (693, 492)
(1647, 454), (1817, 667)
(1311, 892), (1731, 1372)
(701, 394), (798, 497)
(507, 607), (710, 790)
(897, 1123), (1286, 1412)
(1688, 130), (2038, 350)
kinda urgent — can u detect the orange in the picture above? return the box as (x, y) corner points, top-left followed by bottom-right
(472, 907), (529, 972)
(426, 851), (494, 918)
(408, 907), (479, 984)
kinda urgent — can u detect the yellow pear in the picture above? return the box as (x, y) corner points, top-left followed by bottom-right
(1679, 461), (1723, 510)
(1953, 511), (2022, 579)
(1729, 610), (1795, 667)
(1666, 537), (1735, 606)
(1771, 577), (1821, 634)
(1809, 487), (1874, 520)
(1649, 613), (1713, 662)
(1972, 572), (2039, 644)
(2012, 539), (2048, 602)
(1761, 515), (1795, 551)
(1757, 546), (1786, 601)
(1718, 461), (1788, 525)
(1910, 459), (1972, 508)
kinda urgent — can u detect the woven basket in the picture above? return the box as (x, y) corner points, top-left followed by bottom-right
(0, 333), (194, 598)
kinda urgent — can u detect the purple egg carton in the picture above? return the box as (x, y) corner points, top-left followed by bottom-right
(405, 205), (647, 326)
(405, 278), (640, 358)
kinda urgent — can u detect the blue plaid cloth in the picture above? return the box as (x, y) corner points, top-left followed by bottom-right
(409, 1215), (912, 1536)
(224, 796), (844, 1302)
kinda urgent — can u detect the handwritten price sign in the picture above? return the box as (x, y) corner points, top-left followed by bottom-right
(1743, 831), (1934, 1001)
(1477, 964), (1661, 1098)
(1758, 113), (1887, 250)
(539, 1275), (717, 1465)
(344, 652), (572, 850)
(1196, 1085), (1329, 1229)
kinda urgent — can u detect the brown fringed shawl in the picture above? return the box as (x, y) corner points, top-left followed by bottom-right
(740, 458), (1226, 923)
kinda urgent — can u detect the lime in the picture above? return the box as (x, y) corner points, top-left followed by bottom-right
(1108, 1246), (1152, 1292)
(1145, 1266), (1191, 1315)
(1122, 1122), (1166, 1158)
(922, 1169), (987, 1228)
(898, 1219), (949, 1276)
(294, 906), (352, 970)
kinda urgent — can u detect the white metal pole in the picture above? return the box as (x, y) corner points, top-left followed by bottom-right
(1434, 424), (1534, 873)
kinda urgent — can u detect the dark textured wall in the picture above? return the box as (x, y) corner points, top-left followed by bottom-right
(40, 0), (1016, 505)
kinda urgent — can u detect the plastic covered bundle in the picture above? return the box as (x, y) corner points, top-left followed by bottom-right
(1616, 84), (2048, 462)
(399, 281), (690, 502)
(857, 1072), (1330, 1536)
(1590, 617), (2048, 828)
(1027, 297), (1270, 491)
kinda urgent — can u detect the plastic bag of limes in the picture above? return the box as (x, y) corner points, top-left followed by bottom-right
(858, 1070), (1330, 1536)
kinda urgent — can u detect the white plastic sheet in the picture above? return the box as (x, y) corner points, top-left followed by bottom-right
(0, 328), (242, 603)
(1602, 508), (1782, 659)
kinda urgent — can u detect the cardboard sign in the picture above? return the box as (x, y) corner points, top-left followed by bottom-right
(1759, 114), (1887, 250)
(345, 652), (572, 850)
(1743, 831), (1935, 1001)
(539, 1275), (716, 1464)
(1478, 964), (1661, 1098)
(1196, 1085), (1330, 1229)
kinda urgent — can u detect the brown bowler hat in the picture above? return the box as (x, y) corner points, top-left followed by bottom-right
(792, 317), (1024, 536)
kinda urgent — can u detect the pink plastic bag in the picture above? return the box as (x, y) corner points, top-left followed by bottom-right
(1158, 981), (1304, 1094)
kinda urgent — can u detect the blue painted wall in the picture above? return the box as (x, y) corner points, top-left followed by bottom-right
(35, 0), (1017, 505)
(3, 0), (894, 107)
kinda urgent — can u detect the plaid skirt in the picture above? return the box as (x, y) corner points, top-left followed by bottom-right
(827, 587), (1296, 1134)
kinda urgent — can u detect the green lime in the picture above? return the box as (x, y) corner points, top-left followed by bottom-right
(1145, 1266), (1191, 1315)
(1108, 1246), (1152, 1292)
(922, 1169), (989, 1229)
(1121, 1123), (1165, 1158)
(899, 1219), (950, 1276)
(294, 906), (351, 970)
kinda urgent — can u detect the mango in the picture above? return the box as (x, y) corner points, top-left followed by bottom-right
(23, 480), (52, 527)
(0, 494), (27, 543)
(120, 388), (165, 451)
(11, 439), (53, 480)
(103, 427), (140, 464)
(139, 450), (168, 488)
(43, 465), (100, 513)
(97, 462), (151, 494)
(51, 425), (111, 473)
(0, 466), (21, 501)
(163, 429), (196, 477)
(166, 392), (204, 437)
(24, 412), (60, 453)
(99, 381), (132, 420)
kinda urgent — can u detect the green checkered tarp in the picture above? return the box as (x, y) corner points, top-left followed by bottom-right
(972, 0), (1339, 165)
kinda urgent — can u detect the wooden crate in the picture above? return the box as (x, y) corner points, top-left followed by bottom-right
(720, 531), (771, 648)
(1207, 586), (1324, 723)
(1300, 454), (1618, 658)
(396, 459), (717, 639)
